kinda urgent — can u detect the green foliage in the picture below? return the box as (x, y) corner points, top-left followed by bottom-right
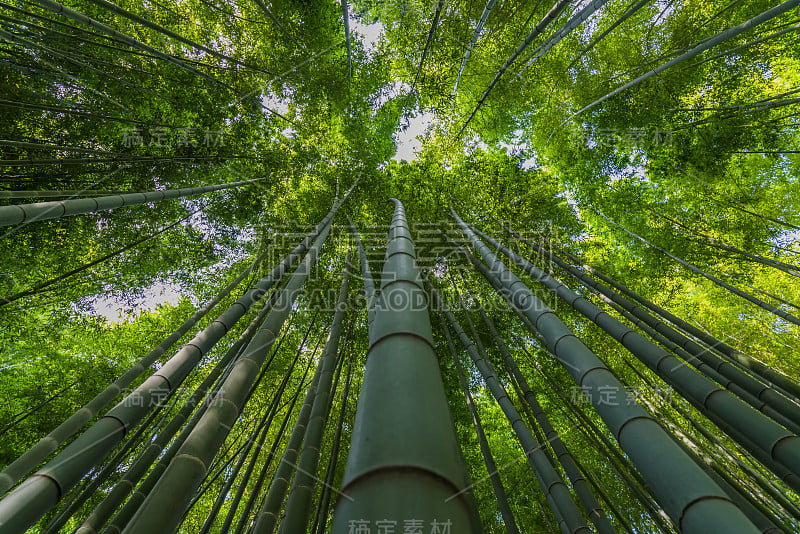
(1, 0), (799, 531)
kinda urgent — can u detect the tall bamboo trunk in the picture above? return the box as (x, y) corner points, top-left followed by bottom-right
(0, 186), (354, 533)
(453, 0), (497, 95)
(410, 0), (445, 93)
(311, 343), (352, 534)
(548, 236), (800, 402)
(457, 0), (569, 136)
(0, 243), (268, 494)
(475, 305), (616, 534)
(332, 199), (478, 532)
(230, 356), (318, 534)
(276, 249), (353, 534)
(196, 322), (309, 534)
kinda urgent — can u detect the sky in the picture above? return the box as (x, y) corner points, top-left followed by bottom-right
(394, 111), (434, 162)
(92, 281), (184, 323)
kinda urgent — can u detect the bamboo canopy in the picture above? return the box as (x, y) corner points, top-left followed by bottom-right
(2, 1), (800, 533)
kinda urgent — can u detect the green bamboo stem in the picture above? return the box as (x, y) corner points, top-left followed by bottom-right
(251, 0), (302, 48)
(573, 459), (635, 534)
(561, 1), (800, 122)
(473, 224), (800, 491)
(475, 306), (616, 534)
(0, 155), (262, 167)
(341, 0), (352, 84)
(441, 316), (521, 534)
(216, 317), (322, 534)
(28, 0), (244, 96)
(230, 350), (320, 534)
(452, 206), (760, 534)
(308, 332), (348, 534)
(119, 216), (334, 533)
(313, 349), (353, 534)
(590, 206), (800, 327)
(432, 285), (591, 534)
(250, 348), (325, 533)
(0, 189), (137, 199)
(0, 178), (263, 227)
(333, 198), (477, 532)
(82, 0), (270, 74)
(42, 380), (182, 533)
(347, 216), (376, 334)
(195, 341), (301, 534)
(600, 294), (800, 434)
(453, 0), (497, 95)
(617, 352), (800, 526)
(278, 249), (352, 534)
(0, 190), (350, 533)
(457, 0), (569, 137)
(567, 0), (652, 70)
(76, 294), (283, 534)
(0, 140), (121, 156)
(0, 98), (172, 126)
(514, 0), (612, 81)
(409, 0), (444, 93)
(532, 358), (677, 533)
(640, 394), (787, 534)
(549, 238), (800, 402)
(0, 243), (268, 495)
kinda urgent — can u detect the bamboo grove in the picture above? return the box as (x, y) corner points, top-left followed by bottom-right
(1, 0), (800, 533)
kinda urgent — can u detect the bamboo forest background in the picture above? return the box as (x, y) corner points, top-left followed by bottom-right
(1, 0), (799, 532)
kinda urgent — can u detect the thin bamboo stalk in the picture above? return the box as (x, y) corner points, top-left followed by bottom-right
(0, 178), (263, 227)
(550, 239), (800, 401)
(76, 294), (286, 534)
(278, 249), (352, 533)
(476, 224), (800, 490)
(0, 243), (268, 494)
(590, 206), (800, 327)
(441, 316), (521, 534)
(0, 188), (352, 532)
(230, 348), (320, 534)
(475, 304), (616, 534)
(312, 350), (352, 534)
(432, 285), (591, 534)
(561, 0), (800, 122)
(250, 347), (325, 533)
(216, 317), (322, 534)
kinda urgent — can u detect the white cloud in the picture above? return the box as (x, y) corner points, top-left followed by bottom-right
(349, 15), (384, 56)
(373, 80), (410, 111)
(262, 92), (291, 116)
(92, 282), (184, 323)
(393, 111), (433, 162)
